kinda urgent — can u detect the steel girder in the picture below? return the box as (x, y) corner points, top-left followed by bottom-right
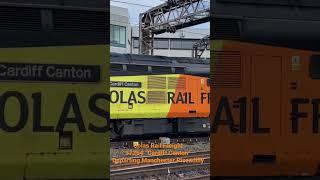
(139, 0), (209, 55)
(192, 35), (209, 58)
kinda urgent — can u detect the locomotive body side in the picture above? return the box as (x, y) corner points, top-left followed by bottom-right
(0, 3), (109, 179)
(211, 40), (320, 177)
(110, 74), (210, 138)
(110, 74), (210, 119)
(0, 45), (109, 179)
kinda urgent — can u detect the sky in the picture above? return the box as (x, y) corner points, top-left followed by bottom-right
(110, 0), (210, 29)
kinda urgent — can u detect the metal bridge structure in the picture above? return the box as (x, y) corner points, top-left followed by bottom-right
(139, 0), (210, 55)
(192, 34), (209, 58)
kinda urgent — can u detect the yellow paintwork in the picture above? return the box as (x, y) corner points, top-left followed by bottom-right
(0, 45), (109, 179)
(211, 40), (224, 77)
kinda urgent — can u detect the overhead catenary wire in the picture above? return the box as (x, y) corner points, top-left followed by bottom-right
(110, 0), (154, 8)
(111, 0), (209, 9)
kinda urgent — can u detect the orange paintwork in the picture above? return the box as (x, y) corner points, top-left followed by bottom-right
(211, 40), (320, 177)
(168, 74), (210, 118)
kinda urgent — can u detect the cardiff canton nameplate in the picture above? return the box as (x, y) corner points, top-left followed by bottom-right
(0, 63), (100, 82)
(110, 81), (142, 88)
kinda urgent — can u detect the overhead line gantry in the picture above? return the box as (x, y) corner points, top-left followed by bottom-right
(139, 0), (210, 55)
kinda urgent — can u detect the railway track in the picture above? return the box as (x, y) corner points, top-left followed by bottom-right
(185, 175), (211, 180)
(111, 162), (209, 179)
(111, 138), (210, 179)
(111, 150), (209, 179)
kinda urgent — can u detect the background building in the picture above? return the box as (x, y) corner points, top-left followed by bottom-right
(131, 26), (209, 58)
(110, 5), (131, 53)
(110, 5), (209, 59)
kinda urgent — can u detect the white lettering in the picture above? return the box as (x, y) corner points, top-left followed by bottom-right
(46, 66), (55, 77)
(45, 66), (92, 79)
(37, 66), (43, 76)
(0, 65), (6, 76)
(0, 64), (93, 81)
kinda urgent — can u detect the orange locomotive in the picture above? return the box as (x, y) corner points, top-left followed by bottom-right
(211, 40), (320, 177)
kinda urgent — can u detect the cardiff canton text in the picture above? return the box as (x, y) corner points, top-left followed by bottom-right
(0, 63), (100, 82)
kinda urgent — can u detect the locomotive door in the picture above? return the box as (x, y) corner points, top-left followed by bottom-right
(283, 54), (316, 175)
(189, 78), (199, 116)
(182, 78), (199, 132)
(250, 55), (282, 170)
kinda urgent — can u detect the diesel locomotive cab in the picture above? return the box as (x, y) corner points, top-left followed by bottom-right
(0, 2), (109, 179)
